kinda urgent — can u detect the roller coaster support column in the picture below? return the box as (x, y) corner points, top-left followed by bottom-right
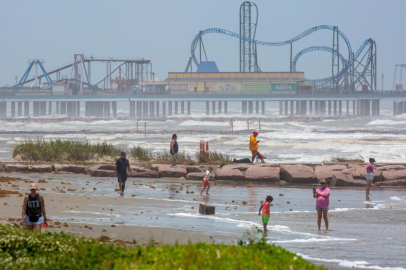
(284, 101), (288, 115)
(339, 101), (342, 116)
(149, 101), (155, 118)
(56, 102), (59, 115)
(61, 102), (67, 115)
(137, 101), (142, 117)
(309, 101), (313, 115)
(320, 101), (327, 116)
(163, 102), (167, 118)
(224, 101), (228, 115)
(24, 102), (29, 117)
(156, 101), (160, 118)
(11, 102), (15, 118)
(130, 102), (134, 117)
(242, 101), (247, 114)
(353, 101), (356, 116)
(40, 102), (46, 117)
(290, 101), (294, 116)
(47, 102), (52, 115)
(218, 101), (222, 114)
(76, 102), (80, 117)
(187, 101), (191, 116)
(33, 102), (39, 117)
(346, 101), (349, 115)
(212, 101), (216, 115)
(255, 101), (259, 114)
(17, 102), (22, 117)
(0, 102), (6, 118)
(181, 101), (185, 114)
(248, 101), (253, 114)
(295, 100), (300, 115)
(205, 101), (209, 116)
(175, 101), (178, 115)
(168, 101), (172, 116)
(328, 101), (332, 116)
(333, 101), (337, 116)
(112, 102), (117, 118)
(279, 101), (283, 115)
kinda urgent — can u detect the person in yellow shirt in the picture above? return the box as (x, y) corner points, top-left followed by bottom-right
(250, 131), (265, 163)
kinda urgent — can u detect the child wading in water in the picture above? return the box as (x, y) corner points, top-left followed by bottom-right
(258, 195), (273, 232)
(200, 167), (212, 195)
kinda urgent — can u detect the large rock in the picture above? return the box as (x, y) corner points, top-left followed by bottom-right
(186, 165), (205, 173)
(376, 180), (406, 186)
(376, 165), (406, 171)
(314, 165), (348, 184)
(4, 164), (28, 172)
(132, 170), (159, 178)
(53, 164), (86, 174)
(348, 164), (382, 182)
(280, 165), (316, 183)
(28, 164), (53, 173)
(85, 165), (115, 177)
(221, 164), (251, 172)
(151, 164), (187, 178)
(244, 166), (279, 182)
(382, 170), (406, 181)
(186, 172), (216, 181)
(214, 166), (245, 181)
(331, 173), (364, 186)
(130, 166), (159, 178)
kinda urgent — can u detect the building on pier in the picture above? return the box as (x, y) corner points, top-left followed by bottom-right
(166, 72), (309, 94)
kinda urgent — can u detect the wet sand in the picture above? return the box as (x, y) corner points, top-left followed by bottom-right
(1, 172), (406, 269)
(0, 173), (233, 245)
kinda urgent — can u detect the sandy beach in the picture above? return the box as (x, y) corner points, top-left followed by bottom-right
(1, 171), (406, 269)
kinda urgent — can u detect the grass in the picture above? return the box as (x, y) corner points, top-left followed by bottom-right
(326, 155), (365, 163)
(14, 140), (231, 166)
(13, 139), (123, 162)
(0, 224), (323, 270)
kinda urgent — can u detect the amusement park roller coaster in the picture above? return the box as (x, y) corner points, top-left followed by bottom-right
(189, 1), (377, 91)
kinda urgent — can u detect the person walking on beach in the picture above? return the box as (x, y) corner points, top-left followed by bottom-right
(20, 183), (48, 231)
(258, 195), (273, 232)
(115, 151), (131, 197)
(249, 131), (265, 163)
(170, 134), (178, 168)
(366, 158), (376, 200)
(313, 179), (330, 231)
(200, 167), (212, 195)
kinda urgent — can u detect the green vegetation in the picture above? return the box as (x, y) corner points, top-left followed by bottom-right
(0, 224), (323, 270)
(14, 140), (231, 166)
(326, 155), (364, 163)
(13, 139), (122, 162)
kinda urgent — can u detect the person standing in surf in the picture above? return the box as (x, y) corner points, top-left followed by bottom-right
(258, 195), (273, 232)
(20, 183), (48, 231)
(249, 131), (265, 163)
(115, 151), (131, 197)
(200, 167), (212, 196)
(366, 158), (376, 200)
(313, 179), (330, 231)
(170, 134), (178, 168)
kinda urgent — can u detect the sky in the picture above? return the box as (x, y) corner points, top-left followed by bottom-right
(1, 0), (405, 89)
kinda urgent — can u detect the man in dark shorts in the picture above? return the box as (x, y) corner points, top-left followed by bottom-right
(115, 152), (131, 197)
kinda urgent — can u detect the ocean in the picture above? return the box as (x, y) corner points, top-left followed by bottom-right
(1, 100), (406, 163)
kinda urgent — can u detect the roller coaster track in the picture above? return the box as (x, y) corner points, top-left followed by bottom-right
(190, 25), (374, 88)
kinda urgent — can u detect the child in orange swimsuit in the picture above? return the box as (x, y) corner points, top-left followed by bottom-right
(258, 195), (273, 232)
(200, 167), (212, 196)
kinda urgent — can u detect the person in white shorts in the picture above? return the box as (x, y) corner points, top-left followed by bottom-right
(365, 158), (376, 200)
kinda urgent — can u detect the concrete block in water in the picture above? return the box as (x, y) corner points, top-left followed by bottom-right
(199, 204), (215, 215)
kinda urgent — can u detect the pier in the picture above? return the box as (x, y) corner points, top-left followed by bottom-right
(1, 93), (406, 119)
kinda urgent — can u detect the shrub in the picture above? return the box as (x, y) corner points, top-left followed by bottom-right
(0, 224), (324, 270)
(13, 139), (122, 162)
